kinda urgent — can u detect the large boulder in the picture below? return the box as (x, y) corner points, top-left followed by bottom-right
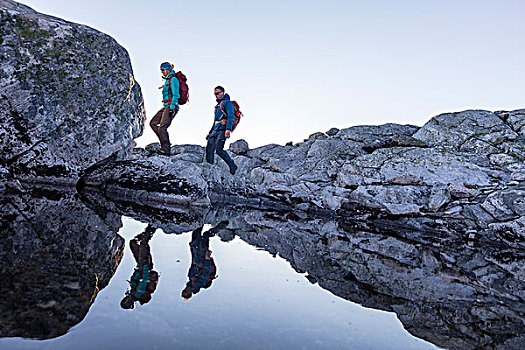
(0, 0), (145, 184)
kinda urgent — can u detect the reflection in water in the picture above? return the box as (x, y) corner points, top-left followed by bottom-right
(76, 190), (525, 350)
(0, 187), (125, 339)
(1, 186), (523, 349)
(181, 222), (227, 300)
(121, 225), (159, 309)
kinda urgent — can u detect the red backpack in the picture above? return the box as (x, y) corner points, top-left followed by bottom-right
(219, 100), (243, 131)
(167, 71), (189, 105)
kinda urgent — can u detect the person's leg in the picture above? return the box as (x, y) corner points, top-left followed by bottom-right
(159, 107), (177, 153)
(137, 239), (153, 268)
(205, 131), (218, 164)
(130, 238), (140, 264)
(215, 130), (237, 171)
(149, 108), (164, 141)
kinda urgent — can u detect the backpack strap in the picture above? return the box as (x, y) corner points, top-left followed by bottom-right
(162, 76), (175, 104)
(218, 100), (227, 117)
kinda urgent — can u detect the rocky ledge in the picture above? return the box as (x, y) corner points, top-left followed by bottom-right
(81, 109), (525, 236)
(0, 0), (145, 185)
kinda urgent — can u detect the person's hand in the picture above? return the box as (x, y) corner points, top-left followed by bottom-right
(225, 130), (231, 138)
(206, 133), (210, 140)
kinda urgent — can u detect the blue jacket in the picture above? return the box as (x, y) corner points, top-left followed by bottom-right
(162, 70), (180, 111)
(211, 93), (235, 132)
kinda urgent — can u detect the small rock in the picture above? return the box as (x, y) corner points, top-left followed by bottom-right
(145, 143), (161, 153)
(511, 172), (525, 181)
(285, 141), (293, 146)
(229, 139), (249, 155)
(428, 184), (451, 212)
(296, 203), (309, 211)
(308, 132), (328, 141)
(387, 175), (424, 185)
(383, 203), (421, 215)
(448, 184), (481, 198)
(326, 128), (340, 136)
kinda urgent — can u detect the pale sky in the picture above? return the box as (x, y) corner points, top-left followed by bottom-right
(16, 0), (525, 148)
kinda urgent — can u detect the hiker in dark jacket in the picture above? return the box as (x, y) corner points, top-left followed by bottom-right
(180, 222), (228, 300)
(205, 86), (238, 175)
(121, 225), (159, 309)
(150, 62), (180, 156)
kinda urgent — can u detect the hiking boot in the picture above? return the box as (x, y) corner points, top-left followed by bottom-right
(156, 150), (171, 156)
(229, 164), (238, 175)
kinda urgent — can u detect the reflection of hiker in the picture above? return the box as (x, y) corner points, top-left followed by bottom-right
(205, 86), (238, 175)
(181, 221), (228, 300)
(121, 225), (159, 309)
(150, 62), (180, 156)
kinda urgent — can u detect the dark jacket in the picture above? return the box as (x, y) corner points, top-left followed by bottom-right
(211, 93), (235, 132)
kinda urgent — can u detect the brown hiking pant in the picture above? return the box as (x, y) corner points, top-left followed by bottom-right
(150, 106), (178, 153)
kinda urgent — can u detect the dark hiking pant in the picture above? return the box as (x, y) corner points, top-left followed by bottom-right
(150, 106), (178, 153)
(130, 233), (153, 269)
(205, 130), (236, 170)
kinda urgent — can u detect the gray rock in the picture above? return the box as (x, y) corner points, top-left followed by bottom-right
(362, 134), (428, 153)
(448, 184), (482, 199)
(384, 203), (421, 215)
(308, 132), (328, 141)
(511, 172), (525, 181)
(145, 143), (161, 153)
(229, 139), (249, 155)
(428, 184), (451, 212)
(326, 127), (340, 136)
(0, 1), (145, 183)
(75, 107), (524, 236)
(481, 187), (525, 221)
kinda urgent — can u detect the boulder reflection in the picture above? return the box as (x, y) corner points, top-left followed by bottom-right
(0, 187), (125, 339)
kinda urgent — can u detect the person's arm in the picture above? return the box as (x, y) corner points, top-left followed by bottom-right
(169, 76), (180, 112)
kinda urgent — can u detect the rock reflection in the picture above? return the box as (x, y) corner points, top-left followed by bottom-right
(0, 187), (125, 339)
(78, 191), (525, 350)
(181, 222), (226, 301)
(121, 225), (159, 309)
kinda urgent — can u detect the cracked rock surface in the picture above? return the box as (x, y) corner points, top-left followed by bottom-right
(0, 0), (145, 185)
(82, 109), (524, 235)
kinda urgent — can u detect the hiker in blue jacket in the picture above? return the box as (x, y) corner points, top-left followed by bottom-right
(120, 225), (159, 309)
(180, 221), (227, 301)
(150, 62), (180, 155)
(205, 86), (238, 175)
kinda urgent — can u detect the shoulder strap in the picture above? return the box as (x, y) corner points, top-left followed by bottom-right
(219, 100), (227, 117)
(167, 75), (175, 87)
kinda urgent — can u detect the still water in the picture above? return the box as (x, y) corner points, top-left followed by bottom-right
(2, 187), (523, 349)
(1, 216), (437, 350)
